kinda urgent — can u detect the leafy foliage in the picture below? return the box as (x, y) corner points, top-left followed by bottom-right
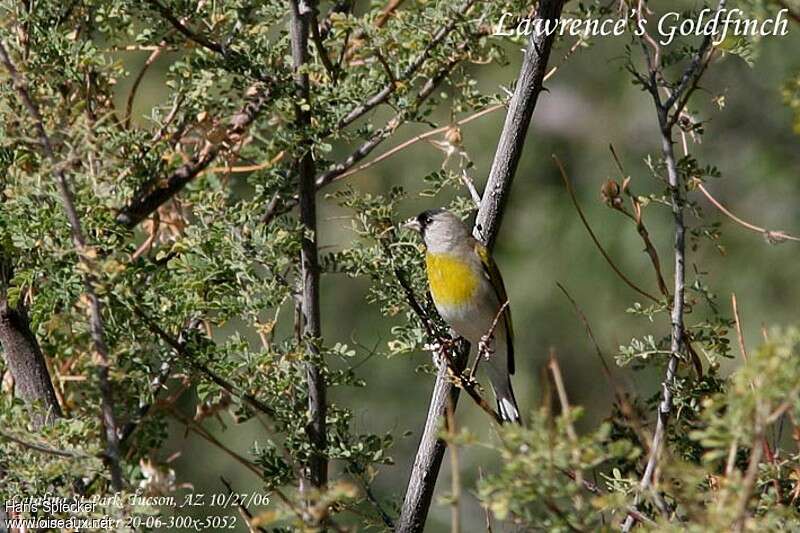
(1, 0), (798, 531)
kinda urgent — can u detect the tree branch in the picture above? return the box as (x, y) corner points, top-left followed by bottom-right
(396, 1), (566, 529)
(143, 0), (228, 56)
(621, 3), (726, 527)
(116, 85), (274, 228)
(290, 0), (327, 492)
(554, 155), (661, 303)
(0, 429), (92, 460)
(0, 252), (62, 427)
(315, 53), (462, 189)
(335, 0), (477, 131)
(0, 40), (124, 490)
(262, 34), (478, 224)
(130, 304), (277, 418)
(472, 0), (563, 250)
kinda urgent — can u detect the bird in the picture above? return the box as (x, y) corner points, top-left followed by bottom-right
(404, 208), (521, 424)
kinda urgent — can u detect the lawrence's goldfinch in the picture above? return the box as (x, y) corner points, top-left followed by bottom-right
(404, 209), (521, 424)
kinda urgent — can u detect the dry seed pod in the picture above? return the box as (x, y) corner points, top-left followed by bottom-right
(601, 179), (623, 208)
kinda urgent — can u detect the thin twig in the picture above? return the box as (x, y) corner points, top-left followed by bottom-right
(318, 34), (581, 186)
(731, 402), (767, 532)
(446, 400), (461, 533)
(144, 0), (228, 56)
(469, 301), (509, 380)
(608, 144), (671, 299)
(358, 476), (395, 529)
(315, 48), (467, 188)
(553, 155), (660, 303)
(731, 293), (748, 362)
(309, 7), (338, 83)
(548, 354), (583, 507)
(170, 408), (261, 476)
(328, 103), (504, 184)
(262, 33), (585, 225)
(0, 429), (92, 460)
(125, 41), (167, 129)
(220, 477), (269, 533)
(262, 42), (470, 224)
(335, 0), (477, 131)
(131, 304), (277, 418)
(697, 182), (800, 243)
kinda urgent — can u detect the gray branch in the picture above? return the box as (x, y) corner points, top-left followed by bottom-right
(0, 253), (62, 428)
(621, 2), (725, 529)
(395, 1), (565, 530)
(290, 0), (327, 492)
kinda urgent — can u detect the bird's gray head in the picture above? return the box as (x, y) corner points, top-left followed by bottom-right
(403, 209), (470, 251)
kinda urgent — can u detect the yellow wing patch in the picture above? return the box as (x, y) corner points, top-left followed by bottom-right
(425, 252), (479, 307)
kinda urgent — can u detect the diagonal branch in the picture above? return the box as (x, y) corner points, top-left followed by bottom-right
(396, 1), (566, 530)
(335, 0), (477, 131)
(316, 53), (463, 189)
(143, 0), (228, 56)
(554, 155), (661, 303)
(130, 303), (277, 418)
(261, 34), (478, 225)
(0, 429), (93, 460)
(0, 40), (123, 489)
(116, 86), (275, 228)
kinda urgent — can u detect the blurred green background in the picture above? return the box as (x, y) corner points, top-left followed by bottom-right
(116, 15), (800, 532)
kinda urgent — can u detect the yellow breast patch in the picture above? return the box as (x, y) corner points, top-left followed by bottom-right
(425, 252), (478, 307)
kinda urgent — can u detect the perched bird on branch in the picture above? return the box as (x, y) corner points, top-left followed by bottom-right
(404, 209), (521, 424)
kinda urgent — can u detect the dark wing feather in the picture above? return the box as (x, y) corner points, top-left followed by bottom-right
(474, 242), (515, 374)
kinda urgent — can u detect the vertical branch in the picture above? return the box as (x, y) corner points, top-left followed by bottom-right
(635, 101), (686, 490)
(396, 1), (565, 530)
(0, 40), (123, 490)
(0, 253), (62, 426)
(289, 0), (327, 491)
(622, 2), (725, 528)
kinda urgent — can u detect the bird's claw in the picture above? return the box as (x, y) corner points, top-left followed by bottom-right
(477, 335), (494, 359)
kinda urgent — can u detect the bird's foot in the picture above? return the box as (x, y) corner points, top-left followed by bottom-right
(477, 335), (495, 359)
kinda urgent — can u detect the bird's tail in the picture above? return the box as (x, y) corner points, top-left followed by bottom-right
(493, 377), (521, 425)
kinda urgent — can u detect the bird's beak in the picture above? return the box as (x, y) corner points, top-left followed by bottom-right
(402, 218), (422, 232)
